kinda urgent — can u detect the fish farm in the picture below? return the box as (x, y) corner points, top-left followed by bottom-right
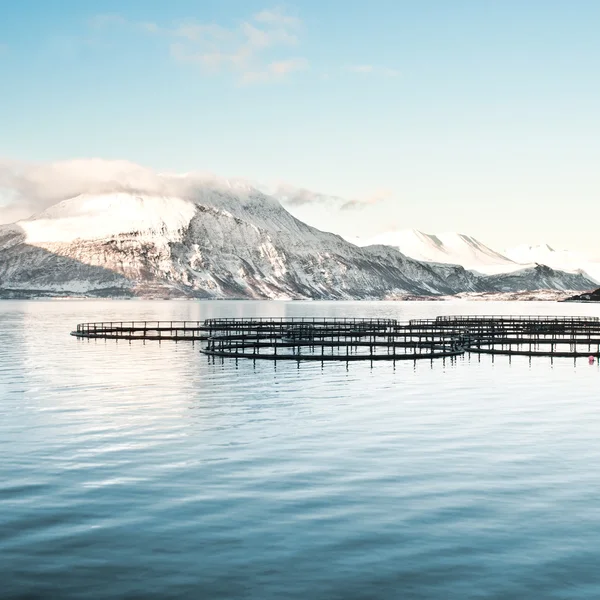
(71, 315), (600, 361)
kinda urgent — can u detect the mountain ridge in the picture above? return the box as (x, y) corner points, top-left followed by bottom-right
(359, 229), (520, 275)
(358, 228), (600, 284)
(0, 184), (595, 299)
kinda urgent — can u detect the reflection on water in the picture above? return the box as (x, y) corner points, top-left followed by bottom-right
(2, 300), (600, 598)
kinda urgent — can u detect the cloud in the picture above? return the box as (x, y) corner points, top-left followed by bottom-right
(240, 58), (308, 84)
(169, 9), (304, 83)
(172, 22), (233, 43)
(340, 189), (392, 210)
(0, 159), (391, 224)
(91, 7), (307, 84)
(271, 185), (333, 207)
(346, 65), (399, 77)
(0, 159), (162, 222)
(254, 8), (301, 27)
(270, 184), (391, 211)
(240, 21), (298, 48)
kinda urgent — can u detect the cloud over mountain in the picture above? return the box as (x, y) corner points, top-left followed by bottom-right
(0, 159), (389, 224)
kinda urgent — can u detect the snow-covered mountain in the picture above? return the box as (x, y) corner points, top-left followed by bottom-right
(360, 229), (600, 285)
(360, 229), (522, 275)
(0, 183), (473, 298)
(0, 180), (595, 298)
(505, 244), (600, 284)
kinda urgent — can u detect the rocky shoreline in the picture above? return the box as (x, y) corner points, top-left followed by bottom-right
(563, 288), (600, 302)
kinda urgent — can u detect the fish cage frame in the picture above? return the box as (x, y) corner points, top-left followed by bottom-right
(413, 316), (600, 358)
(200, 317), (466, 361)
(71, 315), (600, 360)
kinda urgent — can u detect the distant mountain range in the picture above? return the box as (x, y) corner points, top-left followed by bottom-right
(0, 175), (595, 299)
(358, 229), (600, 284)
(359, 230), (519, 275)
(503, 244), (600, 284)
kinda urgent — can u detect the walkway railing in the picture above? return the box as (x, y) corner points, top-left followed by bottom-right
(72, 321), (209, 340)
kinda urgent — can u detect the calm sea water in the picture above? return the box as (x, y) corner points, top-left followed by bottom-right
(2, 300), (600, 599)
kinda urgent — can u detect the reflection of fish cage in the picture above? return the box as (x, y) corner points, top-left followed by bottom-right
(201, 317), (464, 361)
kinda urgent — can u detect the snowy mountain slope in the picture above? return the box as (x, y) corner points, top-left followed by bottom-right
(23, 192), (197, 244)
(360, 229), (522, 274)
(505, 244), (600, 284)
(484, 264), (595, 292)
(0, 192), (198, 296)
(0, 182), (595, 298)
(0, 224), (129, 294)
(360, 229), (600, 285)
(0, 185), (468, 298)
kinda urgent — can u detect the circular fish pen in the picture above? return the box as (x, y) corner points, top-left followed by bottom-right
(71, 315), (600, 361)
(416, 315), (600, 358)
(201, 317), (466, 361)
(71, 321), (209, 341)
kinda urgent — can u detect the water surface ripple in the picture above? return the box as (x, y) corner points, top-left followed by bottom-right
(2, 300), (600, 598)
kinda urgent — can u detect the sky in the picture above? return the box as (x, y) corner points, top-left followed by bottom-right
(0, 0), (599, 252)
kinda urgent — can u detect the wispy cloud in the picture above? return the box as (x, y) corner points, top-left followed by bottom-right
(0, 159), (227, 223)
(340, 189), (392, 211)
(346, 64), (399, 77)
(254, 8), (301, 27)
(271, 184), (391, 211)
(91, 6), (307, 84)
(0, 159), (157, 222)
(240, 58), (308, 84)
(0, 159), (392, 224)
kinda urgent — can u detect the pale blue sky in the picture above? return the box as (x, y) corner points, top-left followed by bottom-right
(1, 1), (599, 251)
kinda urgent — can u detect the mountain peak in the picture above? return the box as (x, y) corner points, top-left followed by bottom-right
(17, 192), (198, 244)
(360, 228), (516, 274)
